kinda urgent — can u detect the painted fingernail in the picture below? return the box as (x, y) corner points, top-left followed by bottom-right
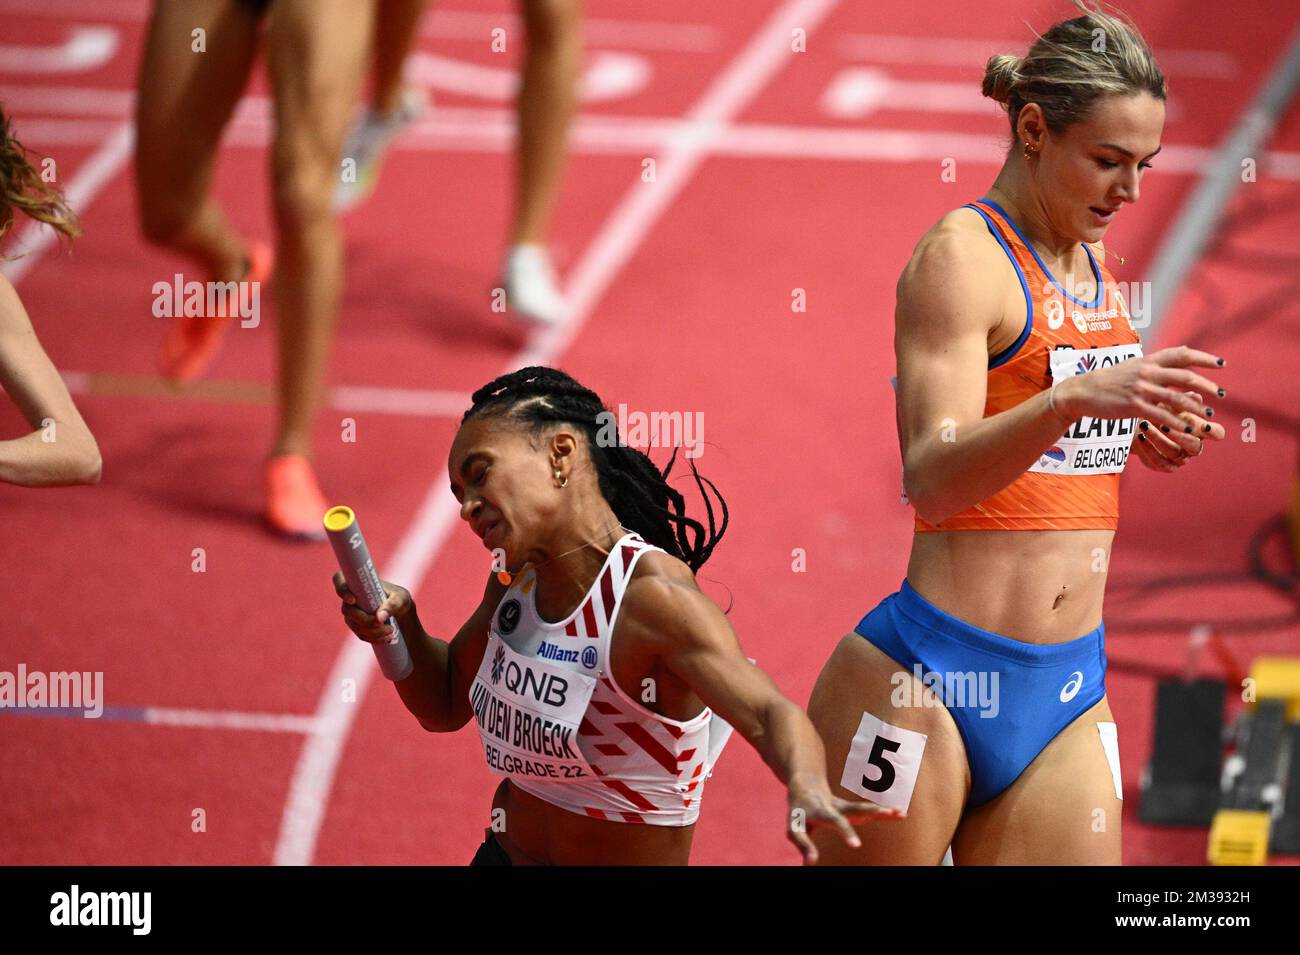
(1216, 388), (1225, 397)
(1160, 425), (1170, 433)
(1216, 358), (1225, 366)
(1139, 420), (1149, 431)
(1185, 426), (1193, 433)
(1138, 432), (1147, 442)
(1203, 424), (1212, 433)
(1205, 407), (1214, 417)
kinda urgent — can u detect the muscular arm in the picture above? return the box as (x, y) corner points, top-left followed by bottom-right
(620, 566), (832, 794)
(0, 275), (101, 486)
(896, 223), (1070, 524)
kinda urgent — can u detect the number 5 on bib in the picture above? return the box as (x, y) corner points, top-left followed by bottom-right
(840, 711), (927, 812)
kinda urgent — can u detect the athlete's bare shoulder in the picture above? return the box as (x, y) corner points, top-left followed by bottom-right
(623, 549), (700, 601)
(895, 205), (1008, 339)
(900, 206), (1003, 283)
(616, 549), (715, 655)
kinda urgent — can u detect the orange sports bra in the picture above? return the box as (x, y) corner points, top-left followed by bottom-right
(910, 199), (1144, 532)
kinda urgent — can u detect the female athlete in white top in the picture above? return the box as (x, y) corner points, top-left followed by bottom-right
(334, 366), (900, 864)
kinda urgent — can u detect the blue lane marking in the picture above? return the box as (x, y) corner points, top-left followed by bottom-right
(0, 705), (144, 721)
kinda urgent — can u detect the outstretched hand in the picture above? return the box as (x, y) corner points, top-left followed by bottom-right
(787, 776), (904, 865)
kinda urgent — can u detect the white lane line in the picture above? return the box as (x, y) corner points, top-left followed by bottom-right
(522, 0), (839, 366)
(271, 0), (841, 867)
(0, 704), (319, 733)
(56, 369), (471, 419)
(328, 384), (470, 418)
(836, 33), (1239, 79)
(143, 707), (320, 734)
(0, 85), (134, 114)
(12, 88), (1299, 180)
(228, 105), (1300, 180)
(0, 121), (134, 285)
(0, 26), (119, 73)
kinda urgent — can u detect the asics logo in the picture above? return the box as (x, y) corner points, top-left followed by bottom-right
(1045, 299), (1065, 330)
(1059, 671), (1084, 703)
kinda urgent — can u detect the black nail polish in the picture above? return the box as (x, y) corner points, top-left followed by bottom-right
(1216, 388), (1225, 397)
(1138, 432), (1147, 441)
(1216, 358), (1225, 366)
(1185, 426), (1193, 433)
(1160, 425), (1170, 433)
(1205, 407), (1214, 417)
(1139, 420), (1149, 431)
(1203, 424), (1211, 433)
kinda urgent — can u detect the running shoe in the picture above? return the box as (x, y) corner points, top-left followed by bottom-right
(334, 85), (430, 213)
(158, 240), (274, 385)
(502, 243), (568, 326)
(265, 453), (328, 541)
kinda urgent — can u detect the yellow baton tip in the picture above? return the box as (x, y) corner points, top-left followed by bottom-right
(322, 505), (356, 533)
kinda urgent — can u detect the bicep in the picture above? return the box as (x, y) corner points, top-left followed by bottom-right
(893, 233), (1004, 463)
(655, 589), (785, 741)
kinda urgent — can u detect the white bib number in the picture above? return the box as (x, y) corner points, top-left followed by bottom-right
(470, 633), (598, 782)
(1032, 343), (1144, 475)
(840, 712), (927, 812)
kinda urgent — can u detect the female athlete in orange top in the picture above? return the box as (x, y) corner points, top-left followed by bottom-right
(807, 2), (1227, 864)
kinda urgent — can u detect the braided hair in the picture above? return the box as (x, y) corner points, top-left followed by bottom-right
(462, 366), (727, 574)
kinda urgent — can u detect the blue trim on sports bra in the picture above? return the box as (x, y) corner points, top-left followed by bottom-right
(964, 203), (1033, 370)
(980, 199), (1105, 308)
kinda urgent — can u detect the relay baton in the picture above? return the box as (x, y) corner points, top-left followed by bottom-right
(323, 505), (414, 681)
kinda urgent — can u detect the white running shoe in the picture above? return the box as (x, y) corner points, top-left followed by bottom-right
(502, 244), (569, 326)
(334, 85), (430, 213)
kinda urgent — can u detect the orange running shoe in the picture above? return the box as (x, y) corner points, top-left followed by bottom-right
(159, 240), (274, 385)
(265, 453), (328, 541)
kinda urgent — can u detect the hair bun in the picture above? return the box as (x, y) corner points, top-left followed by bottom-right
(982, 53), (1022, 104)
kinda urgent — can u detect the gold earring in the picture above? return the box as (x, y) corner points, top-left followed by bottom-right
(1023, 141), (1035, 160)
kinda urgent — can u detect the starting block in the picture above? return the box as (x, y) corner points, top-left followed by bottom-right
(1207, 657), (1300, 865)
(1139, 677), (1226, 825)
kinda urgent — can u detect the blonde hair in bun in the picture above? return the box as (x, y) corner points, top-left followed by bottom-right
(981, 54), (1023, 105)
(982, 1), (1166, 141)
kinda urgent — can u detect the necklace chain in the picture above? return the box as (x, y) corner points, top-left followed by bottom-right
(497, 523), (630, 584)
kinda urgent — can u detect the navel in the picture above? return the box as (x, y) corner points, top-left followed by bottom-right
(1052, 585), (1068, 610)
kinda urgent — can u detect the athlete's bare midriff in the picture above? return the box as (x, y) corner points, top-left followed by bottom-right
(906, 528), (1113, 644)
(490, 778), (695, 865)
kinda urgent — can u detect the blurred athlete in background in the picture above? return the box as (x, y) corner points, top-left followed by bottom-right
(336, 0), (580, 325)
(0, 106), (101, 487)
(135, 0), (375, 538)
